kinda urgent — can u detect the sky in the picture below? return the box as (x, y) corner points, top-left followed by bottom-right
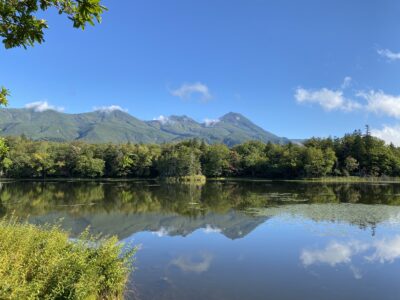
(1, 0), (400, 142)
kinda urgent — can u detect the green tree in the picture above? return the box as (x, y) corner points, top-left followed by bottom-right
(0, 138), (11, 176)
(157, 144), (202, 178)
(0, 138), (8, 159)
(265, 143), (303, 178)
(343, 156), (359, 176)
(128, 144), (159, 177)
(203, 144), (230, 177)
(303, 147), (336, 177)
(74, 155), (104, 178)
(233, 141), (268, 177)
(31, 143), (56, 178)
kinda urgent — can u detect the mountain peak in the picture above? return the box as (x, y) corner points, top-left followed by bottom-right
(0, 108), (291, 145)
(220, 112), (246, 121)
(222, 112), (243, 117)
(168, 115), (197, 123)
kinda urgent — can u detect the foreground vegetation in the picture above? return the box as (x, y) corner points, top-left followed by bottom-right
(0, 128), (399, 180)
(0, 219), (135, 300)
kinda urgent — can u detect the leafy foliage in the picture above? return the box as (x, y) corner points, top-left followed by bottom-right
(0, 218), (135, 300)
(0, 137), (11, 176)
(2, 128), (400, 179)
(2, 181), (400, 241)
(157, 142), (202, 178)
(0, 87), (9, 106)
(0, 0), (106, 49)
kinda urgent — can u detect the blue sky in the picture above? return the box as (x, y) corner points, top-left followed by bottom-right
(1, 0), (400, 142)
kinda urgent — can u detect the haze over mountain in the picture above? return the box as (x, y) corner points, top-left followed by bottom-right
(0, 108), (290, 145)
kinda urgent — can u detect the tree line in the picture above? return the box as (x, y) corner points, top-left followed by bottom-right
(0, 128), (399, 179)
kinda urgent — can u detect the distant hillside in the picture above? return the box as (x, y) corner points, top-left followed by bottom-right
(0, 108), (290, 145)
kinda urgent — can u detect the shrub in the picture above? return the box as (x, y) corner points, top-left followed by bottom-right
(0, 219), (136, 300)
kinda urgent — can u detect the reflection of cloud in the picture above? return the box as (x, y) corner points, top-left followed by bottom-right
(152, 226), (172, 237)
(301, 236), (400, 278)
(301, 241), (362, 266)
(301, 241), (369, 267)
(350, 265), (363, 279)
(367, 236), (400, 263)
(203, 224), (222, 234)
(170, 252), (213, 273)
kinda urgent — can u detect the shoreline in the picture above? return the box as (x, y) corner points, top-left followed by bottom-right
(1, 176), (400, 184)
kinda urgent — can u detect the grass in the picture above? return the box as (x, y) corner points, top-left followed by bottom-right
(3, 175), (400, 185)
(0, 218), (136, 300)
(288, 176), (400, 183)
(161, 175), (206, 184)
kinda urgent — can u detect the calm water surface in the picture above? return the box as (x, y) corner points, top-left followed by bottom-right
(1, 180), (400, 300)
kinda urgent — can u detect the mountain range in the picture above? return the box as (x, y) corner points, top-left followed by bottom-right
(0, 108), (291, 145)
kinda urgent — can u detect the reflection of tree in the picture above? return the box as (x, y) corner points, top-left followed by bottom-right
(3, 181), (400, 218)
(2, 181), (400, 238)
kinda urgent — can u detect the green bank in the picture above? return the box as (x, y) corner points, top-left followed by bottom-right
(0, 219), (136, 300)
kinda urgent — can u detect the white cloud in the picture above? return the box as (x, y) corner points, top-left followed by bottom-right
(377, 49), (400, 61)
(153, 115), (171, 125)
(371, 125), (400, 146)
(301, 236), (400, 271)
(367, 236), (400, 263)
(295, 87), (361, 111)
(94, 105), (128, 113)
(203, 224), (222, 233)
(300, 241), (368, 267)
(170, 253), (213, 273)
(25, 101), (64, 113)
(295, 78), (400, 120)
(358, 90), (400, 118)
(203, 118), (220, 127)
(171, 82), (211, 101)
(350, 265), (363, 280)
(341, 76), (352, 89)
(151, 227), (171, 237)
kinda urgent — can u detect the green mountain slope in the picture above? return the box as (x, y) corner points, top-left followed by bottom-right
(147, 112), (289, 146)
(0, 108), (290, 145)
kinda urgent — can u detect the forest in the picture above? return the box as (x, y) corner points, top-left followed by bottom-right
(0, 128), (399, 179)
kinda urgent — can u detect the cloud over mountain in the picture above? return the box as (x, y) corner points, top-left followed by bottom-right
(25, 101), (64, 113)
(93, 105), (128, 113)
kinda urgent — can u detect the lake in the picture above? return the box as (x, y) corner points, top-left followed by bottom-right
(1, 180), (400, 300)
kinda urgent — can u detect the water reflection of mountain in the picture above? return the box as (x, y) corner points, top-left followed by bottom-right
(28, 210), (268, 240)
(2, 180), (400, 239)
